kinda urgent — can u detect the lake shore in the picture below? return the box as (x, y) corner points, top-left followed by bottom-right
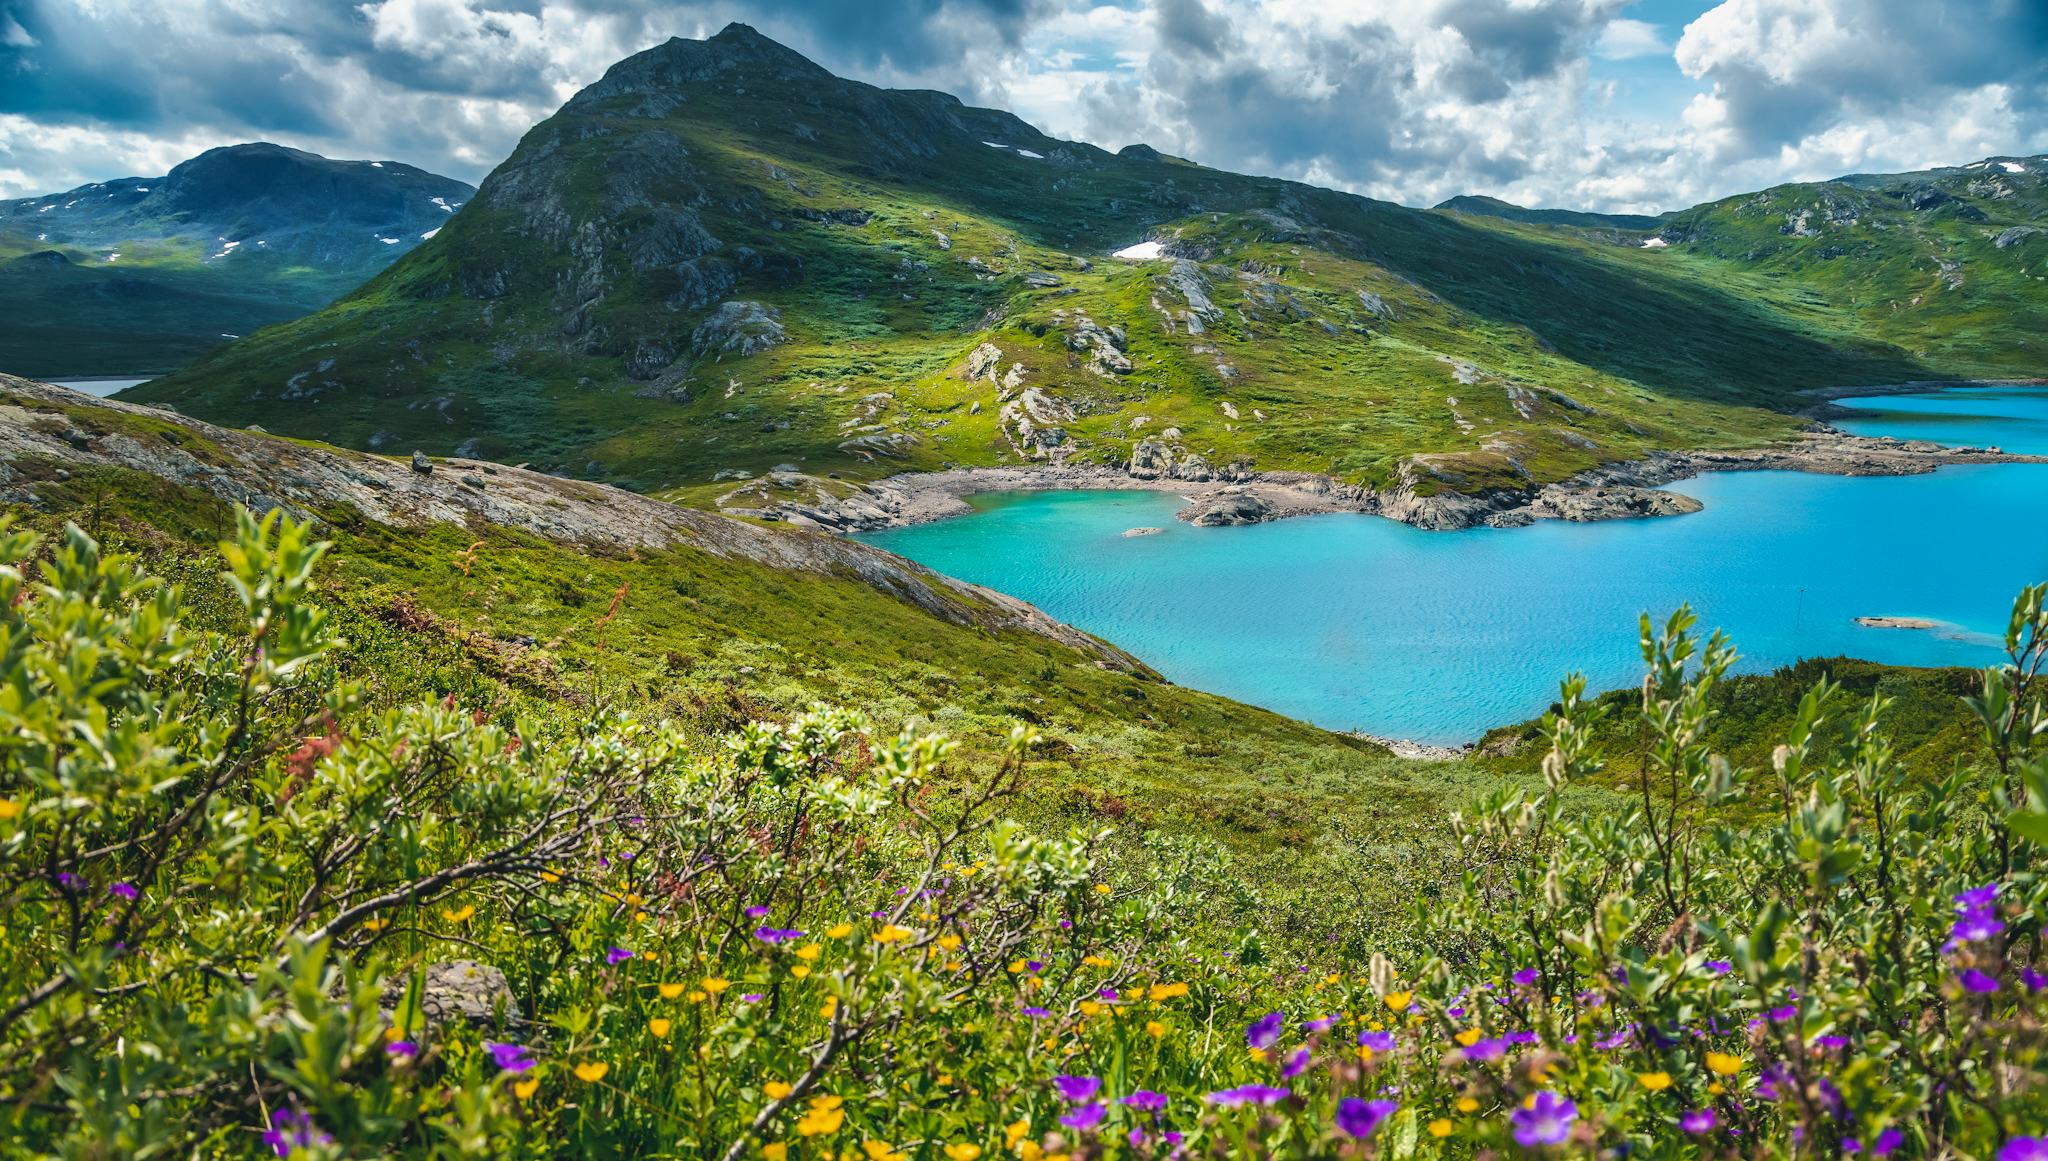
(784, 406), (2048, 534)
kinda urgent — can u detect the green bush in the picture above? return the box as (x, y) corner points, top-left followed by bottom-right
(2, 512), (2046, 1158)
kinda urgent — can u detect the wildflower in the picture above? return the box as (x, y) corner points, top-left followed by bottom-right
(513, 1077), (540, 1100)
(1335, 1097), (1398, 1138)
(1144, 1020), (1166, 1038)
(1005, 1120), (1031, 1146)
(361, 917), (389, 932)
(648, 1018), (671, 1038)
(1148, 982), (1188, 1001)
(1282, 1046), (1312, 1078)
(261, 1108), (332, 1158)
(2000, 1139), (2048, 1161)
(946, 1146), (983, 1161)
(1460, 1037), (1507, 1063)
(861, 1140), (907, 1161)
(659, 983), (686, 999)
(1206, 1084), (1291, 1107)
(1681, 1108), (1717, 1134)
(487, 1042), (535, 1073)
(1956, 883), (1999, 908)
(1027, 960), (1044, 973)
(1022, 1005), (1051, 1018)
(826, 923), (854, 939)
(441, 904), (475, 923)
(1082, 954), (1113, 968)
(1637, 1071), (1673, 1091)
(1123, 1091), (1167, 1112)
(386, 1040), (418, 1058)
(1960, 968), (2001, 994)
(1705, 1051), (1742, 1076)
(0, 799), (20, 820)
(1427, 1119), (1453, 1138)
(1060, 1103), (1106, 1132)
(1245, 1010), (1284, 1049)
(538, 869), (561, 883)
(1455, 1097), (1480, 1114)
(756, 927), (805, 944)
(763, 1146), (789, 1161)
(1305, 1015), (1339, 1033)
(746, 905), (771, 918)
(820, 998), (838, 1018)
(1383, 991), (1413, 1011)
(1094, 883), (1112, 895)
(1953, 910), (2005, 942)
(1512, 968), (1540, 986)
(1511, 1092), (1577, 1147)
(1756, 1063), (1795, 1102)
(108, 882), (139, 901)
(574, 1062), (610, 1083)
(702, 977), (731, 994)
(764, 1081), (793, 1100)
(795, 943), (822, 961)
(1358, 1030), (1395, 1052)
(1053, 1075), (1102, 1102)
(796, 1104), (845, 1137)
(604, 947), (635, 965)
(873, 925), (913, 944)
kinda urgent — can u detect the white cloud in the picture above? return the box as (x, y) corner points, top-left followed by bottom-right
(1594, 18), (1664, 60)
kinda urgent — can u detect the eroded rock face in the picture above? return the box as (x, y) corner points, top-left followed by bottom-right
(692, 300), (786, 356)
(381, 961), (517, 1026)
(1181, 489), (1272, 526)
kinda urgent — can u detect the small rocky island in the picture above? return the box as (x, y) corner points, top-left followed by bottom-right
(1856, 615), (1941, 630)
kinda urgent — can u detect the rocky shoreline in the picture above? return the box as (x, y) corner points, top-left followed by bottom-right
(775, 423), (2048, 534)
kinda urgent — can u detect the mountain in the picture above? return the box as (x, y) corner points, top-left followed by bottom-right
(128, 25), (2043, 510)
(1433, 194), (1668, 231)
(0, 143), (474, 377)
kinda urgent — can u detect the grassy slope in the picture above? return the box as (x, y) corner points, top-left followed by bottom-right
(129, 31), (2040, 505)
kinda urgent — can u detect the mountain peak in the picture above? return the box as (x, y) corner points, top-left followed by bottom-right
(568, 23), (833, 113)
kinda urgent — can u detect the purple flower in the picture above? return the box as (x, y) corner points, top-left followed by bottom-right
(1123, 1091), (1167, 1112)
(1305, 1014), (1339, 1033)
(1335, 1097), (1397, 1138)
(745, 905), (770, 918)
(754, 926), (804, 944)
(1060, 1102), (1106, 1132)
(1357, 1030), (1395, 1052)
(1956, 883), (1999, 908)
(261, 1108), (332, 1158)
(604, 947), (635, 965)
(1704, 960), (1732, 975)
(1767, 1004), (1799, 1022)
(741, 993), (763, 1002)
(1460, 1037), (1508, 1063)
(1053, 1075), (1102, 1103)
(1026, 960), (1044, 973)
(1680, 1108), (1717, 1135)
(2025, 967), (2048, 993)
(108, 882), (139, 901)
(1098, 988), (1119, 1001)
(1206, 1084), (1291, 1107)
(1246, 1010), (1284, 1050)
(1511, 1091), (1577, 1148)
(1872, 1129), (1905, 1156)
(1756, 1062), (1795, 1102)
(54, 872), (82, 890)
(2000, 1138), (2048, 1161)
(1021, 1005), (1051, 1018)
(486, 1041), (534, 1073)
(1959, 968), (2001, 994)
(1512, 968), (1540, 986)
(1812, 1034), (1849, 1051)
(1953, 911), (2005, 942)
(386, 1040), (418, 1058)
(1281, 1046), (1312, 1079)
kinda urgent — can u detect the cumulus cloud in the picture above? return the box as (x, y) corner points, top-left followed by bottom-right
(0, 0), (2042, 210)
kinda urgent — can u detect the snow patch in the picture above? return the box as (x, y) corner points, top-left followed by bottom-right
(1640, 237), (1669, 249)
(982, 141), (1008, 149)
(135, 186), (148, 192)
(420, 227), (440, 240)
(1113, 240), (1164, 260)
(2000, 161), (2027, 173)
(370, 161), (383, 168)
(103, 253), (119, 263)
(429, 196), (460, 213)
(36, 205), (52, 213)
(209, 239), (241, 260)
(1017, 149), (1044, 159)
(378, 237), (400, 245)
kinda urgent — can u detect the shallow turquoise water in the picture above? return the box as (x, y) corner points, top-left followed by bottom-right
(858, 388), (2048, 743)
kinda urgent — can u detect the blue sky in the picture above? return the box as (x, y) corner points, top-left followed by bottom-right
(1, 0), (2043, 212)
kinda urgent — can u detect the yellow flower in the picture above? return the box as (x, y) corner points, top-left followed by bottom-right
(1005, 1119), (1030, 1145)
(1093, 883), (1112, 895)
(659, 983), (686, 1000)
(1709, 1081), (1726, 1095)
(1015, 1144), (1043, 1161)
(762, 1145), (788, 1161)
(1637, 1071), (1674, 1092)
(1079, 1001), (1103, 1017)
(688, 990), (708, 1003)
(648, 1018), (672, 1039)
(862, 1141), (907, 1161)
(1082, 954), (1113, 968)
(873, 925), (913, 944)
(1454, 1028), (1482, 1047)
(1248, 1047), (1266, 1062)
(362, 917), (390, 932)
(641, 946), (657, 957)
(1426, 1119), (1453, 1138)
(1356, 1045), (1375, 1063)
(820, 997), (838, 1018)
(826, 923), (854, 939)
(1008, 959), (1027, 974)
(1455, 1097), (1480, 1114)
(538, 869), (561, 884)
(441, 904), (475, 923)
(1705, 1051), (1743, 1076)
(796, 1107), (845, 1137)
(1145, 1020), (1166, 1038)
(809, 1095), (845, 1111)
(797, 943), (824, 961)
(793, 966), (813, 980)
(701, 977), (731, 994)
(945, 1144), (983, 1161)
(384, 1024), (408, 1042)
(513, 1077), (540, 1100)
(937, 936), (962, 951)
(0, 799), (20, 820)
(1147, 982), (1188, 1001)
(1325, 972), (1342, 985)
(764, 1081), (794, 1100)
(573, 1062), (609, 1083)
(1383, 992), (1412, 1011)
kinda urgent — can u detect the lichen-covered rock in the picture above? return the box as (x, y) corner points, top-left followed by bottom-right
(692, 300), (786, 356)
(382, 961), (517, 1026)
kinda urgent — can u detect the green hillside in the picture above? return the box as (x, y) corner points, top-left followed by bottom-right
(128, 25), (2043, 510)
(1433, 193), (1668, 231)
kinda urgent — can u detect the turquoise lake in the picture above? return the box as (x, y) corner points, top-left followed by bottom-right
(857, 387), (2048, 744)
